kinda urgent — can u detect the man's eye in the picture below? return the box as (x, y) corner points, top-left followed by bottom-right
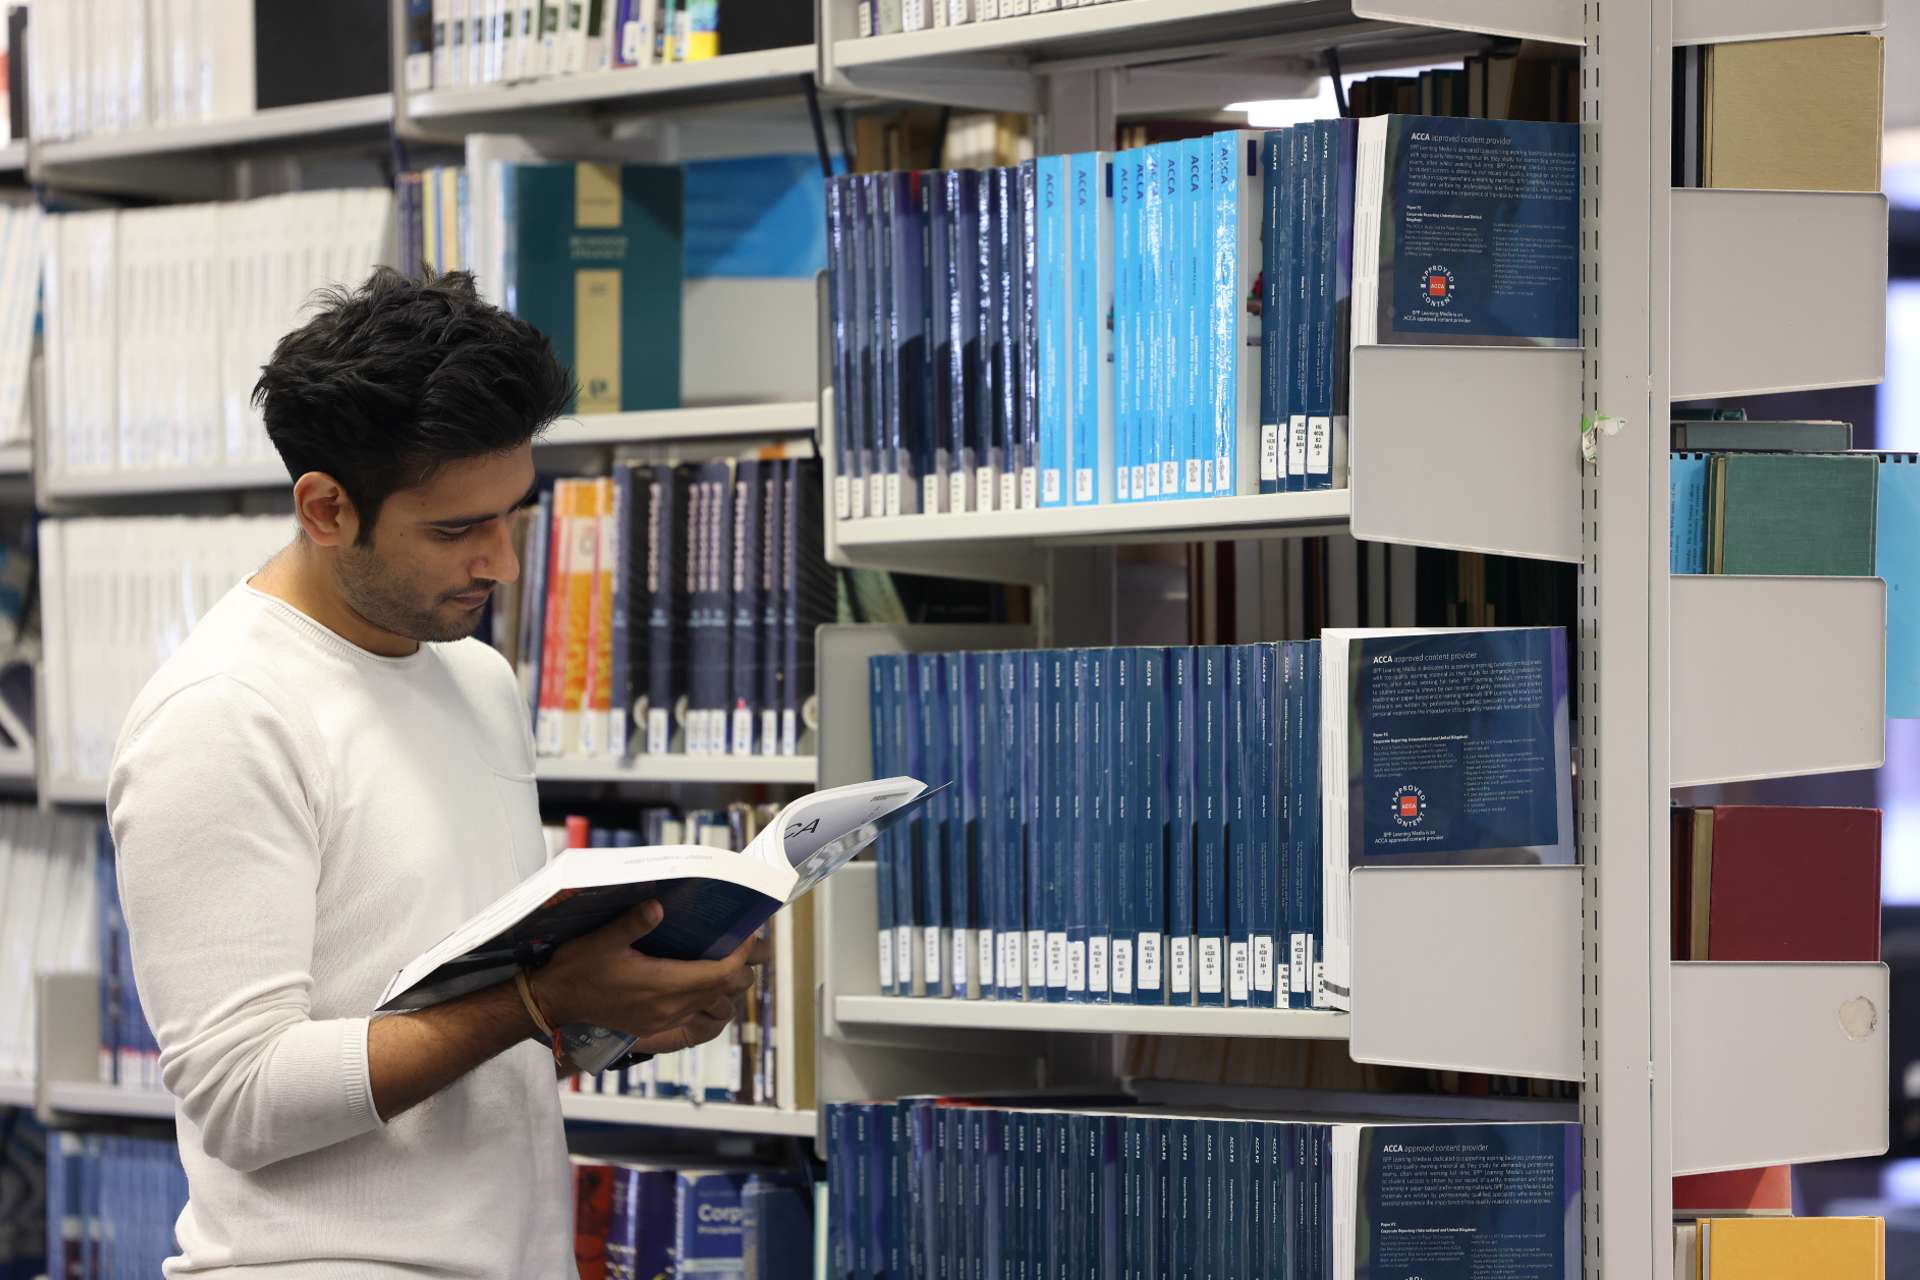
(430, 528), (467, 543)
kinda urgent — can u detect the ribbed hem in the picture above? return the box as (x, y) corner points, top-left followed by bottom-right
(341, 1017), (385, 1130)
(240, 584), (430, 670)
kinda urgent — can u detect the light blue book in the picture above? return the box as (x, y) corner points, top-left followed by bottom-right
(1183, 136), (1212, 498)
(1881, 454), (1920, 717)
(1070, 152), (1114, 506)
(1669, 453), (1710, 573)
(1035, 154), (1072, 508)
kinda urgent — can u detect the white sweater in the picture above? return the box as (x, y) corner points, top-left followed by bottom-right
(108, 583), (572, 1278)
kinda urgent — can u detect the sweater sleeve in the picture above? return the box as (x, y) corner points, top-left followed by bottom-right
(107, 675), (384, 1174)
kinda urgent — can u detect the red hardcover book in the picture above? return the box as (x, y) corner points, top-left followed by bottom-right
(1673, 1165), (1793, 1217)
(572, 1157), (616, 1280)
(1688, 805), (1881, 962)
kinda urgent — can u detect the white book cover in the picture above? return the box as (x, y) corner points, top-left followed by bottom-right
(203, 0), (254, 120)
(433, 0), (453, 87)
(536, 0), (565, 75)
(562, 0), (589, 74)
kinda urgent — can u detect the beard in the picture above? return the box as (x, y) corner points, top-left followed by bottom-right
(333, 542), (489, 644)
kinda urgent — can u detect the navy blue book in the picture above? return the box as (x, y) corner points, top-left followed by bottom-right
(850, 1106), (880, 1277)
(869, 657), (897, 996)
(1154, 1119), (1176, 1280)
(1125, 1116), (1151, 1280)
(968, 1109), (989, 1280)
(886, 172), (930, 516)
(783, 459), (832, 757)
(913, 653), (949, 998)
(948, 653), (979, 999)
(994, 650), (1024, 999)
(850, 174), (877, 519)
(826, 176), (857, 519)
(1197, 1120), (1220, 1280)
(1284, 640), (1314, 1010)
(1012, 1111), (1033, 1280)
(1352, 116), (1581, 350)
(1260, 130), (1292, 494)
(993, 167), (1022, 513)
(1166, 647), (1197, 1006)
(1171, 1119), (1197, 1280)
(1194, 645), (1228, 1007)
(1088, 650), (1114, 1001)
(1097, 1115), (1122, 1279)
(757, 461), (784, 755)
(1302, 117), (1356, 493)
(686, 462), (734, 756)
(1066, 1113), (1091, 1280)
(1018, 158), (1040, 510)
(1066, 650), (1091, 1002)
(643, 465), (691, 755)
(607, 465), (637, 759)
(865, 174), (892, 521)
(1285, 126), (1316, 494)
(1052, 1115), (1075, 1280)
(1248, 1121), (1268, 1280)
(885, 656), (917, 996)
(1225, 646), (1253, 1007)
(1304, 638), (1324, 1009)
(1044, 649), (1070, 1001)
(1023, 651), (1048, 1000)
(1111, 650), (1136, 1001)
(728, 459), (763, 756)
(948, 170), (982, 514)
(927, 171), (955, 516)
(982, 1110), (1006, 1279)
(905, 1101), (934, 1280)
(886, 1103), (908, 1277)
(977, 169), (1005, 511)
(741, 1175), (811, 1280)
(905, 654), (939, 998)
(1252, 642), (1281, 1007)
(1320, 626), (1575, 1009)
(1135, 647), (1166, 1005)
(826, 1106), (851, 1277)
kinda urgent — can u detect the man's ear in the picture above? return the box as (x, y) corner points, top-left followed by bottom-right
(293, 472), (361, 548)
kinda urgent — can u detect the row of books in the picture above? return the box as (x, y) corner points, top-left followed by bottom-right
(0, 203), (36, 449)
(822, 1100), (1581, 1280)
(496, 459), (832, 761)
(827, 114), (1579, 518)
(1671, 805), (1880, 963)
(42, 192), (395, 481)
(397, 160), (683, 416)
(1342, 46), (1582, 125)
(854, 0), (1128, 35)
(45, 1133), (188, 1280)
(0, 808), (102, 1088)
(39, 515), (290, 789)
(406, 0), (813, 94)
(20, 0), (388, 143)
(868, 627), (1574, 1011)
(571, 1157), (810, 1280)
(1668, 450), (1912, 577)
(1675, 1216), (1885, 1279)
(552, 804), (798, 1108)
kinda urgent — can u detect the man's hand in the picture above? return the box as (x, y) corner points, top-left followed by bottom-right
(529, 900), (771, 1042)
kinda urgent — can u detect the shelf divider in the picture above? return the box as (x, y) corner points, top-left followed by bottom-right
(1673, 0), (1884, 44)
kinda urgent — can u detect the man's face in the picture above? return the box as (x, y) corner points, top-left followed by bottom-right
(333, 444), (538, 644)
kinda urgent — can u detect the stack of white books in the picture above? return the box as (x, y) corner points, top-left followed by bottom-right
(0, 204), (40, 450)
(39, 515), (291, 789)
(0, 807), (101, 1088)
(41, 190), (394, 483)
(26, 0), (255, 142)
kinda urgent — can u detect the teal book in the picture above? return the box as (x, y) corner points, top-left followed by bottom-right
(506, 162), (683, 414)
(1709, 452), (1877, 576)
(1881, 455), (1920, 718)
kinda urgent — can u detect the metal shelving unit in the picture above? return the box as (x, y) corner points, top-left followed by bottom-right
(39, 461), (291, 502)
(558, 1093), (818, 1137)
(44, 1082), (175, 1121)
(0, 142), (25, 176)
(406, 46), (818, 127)
(836, 995), (1348, 1040)
(535, 754), (818, 786)
(33, 94), (395, 166)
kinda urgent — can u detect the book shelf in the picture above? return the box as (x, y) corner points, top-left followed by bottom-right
(557, 1093), (818, 1138)
(0, 446), (31, 476)
(0, 142), (24, 176)
(533, 755), (818, 787)
(44, 1082), (176, 1122)
(34, 94), (396, 166)
(404, 46), (819, 128)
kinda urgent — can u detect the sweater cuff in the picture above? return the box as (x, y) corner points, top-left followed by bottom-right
(343, 1017), (384, 1130)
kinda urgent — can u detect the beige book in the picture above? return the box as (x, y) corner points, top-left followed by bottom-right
(1706, 34), (1883, 192)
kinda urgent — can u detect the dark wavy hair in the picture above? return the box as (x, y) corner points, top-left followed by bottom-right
(252, 268), (573, 544)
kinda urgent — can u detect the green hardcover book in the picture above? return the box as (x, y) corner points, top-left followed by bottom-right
(1709, 453), (1877, 575)
(507, 161), (683, 415)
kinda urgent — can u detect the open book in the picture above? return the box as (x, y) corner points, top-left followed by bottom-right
(377, 777), (934, 1072)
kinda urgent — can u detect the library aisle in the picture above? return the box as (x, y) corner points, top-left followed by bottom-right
(0, 0), (1912, 1278)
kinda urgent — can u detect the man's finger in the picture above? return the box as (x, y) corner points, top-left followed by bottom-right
(606, 898), (665, 945)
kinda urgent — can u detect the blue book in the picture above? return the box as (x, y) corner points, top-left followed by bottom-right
(1260, 130), (1291, 494)
(1670, 453), (1709, 573)
(1036, 153), (1072, 509)
(1198, 1120), (1221, 1280)
(1214, 130), (1264, 497)
(905, 1101), (935, 1279)
(1088, 649), (1114, 1001)
(980, 169), (1009, 511)
(1066, 650), (1092, 1001)
(609, 1164), (676, 1280)
(886, 1104), (908, 1278)
(1136, 647), (1166, 1004)
(868, 657), (896, 997)
(1139, 145), (1167, 501)
(1224, 1122), (1250, 1280)
(1110, 649), (1136, 1001)
(826, 176), (857, 519)
(1113, 150), (1138, 503)
(1182, 135), (1211, 499)
(996, 166), (1024, 514)
(1124, 1117), (1150, 1280)
(643, 466), (690, 756)
(849, 1106), (876, 1277)
(1286, 127), (1315, 494)
(1247, 1122), (1268, 1280)
(1310, 118), (1357, 493)
(1013, 1112), (1034, 1280)
(1285, 641), (1312, 1010)
(1166, 646), (1197, 1006)
(1252, 643), (1281, 1006)
(983, 1110), (1008, 1280)
(1051, 1115), (1074, 1280)
(1018, 159), (1041, 510)
(1225, 645), (1252, 1007)
(1882, 455), (1920, 718)
(741, 1175), (810, 1280)
(1153, 1120), (1176, 1280)
(889, 655), (918, 996)
(1022, 650), (1048, 999)
(995, 651), (1025, 999)
(1154, 140), (1183, 501)
(1070, 152), (1114, 506)
(912, 652), (947, 997)
(969, 1110), (990, 1280)
(1066, 1113), (1091, 1280)
(953, 653), (985, 999)
(1194, 645), (1228, 1006)
(729, 460), (763, 757)
(931, 1106), (953, 1280)
(1095, 1114), (1122, 1279)
(887, 172), (931, 516)
(947, 169), (983, 514)
(859, 173), (885, 519)
(1171, 1119), (1197, 1280)
(1352, 115), (1581, 350)
(1304, 639), (1324, 1009)
(675, 1170), (752, 1278)
(927, 170), (956, 516)
(1044, 649), (1070, 1001)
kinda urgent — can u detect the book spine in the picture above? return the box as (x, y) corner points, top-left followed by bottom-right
(1183, 135), (1210, 498)
(1324, 118), (1356, 491)
(1284, 640), (1308, 1008)
(994, 167), (1019, 514)
(1022, 650), (1046, 1001)
(534, 479), (572, 756)
(1288, 127), (1315, 494)
(1044, 649), (1069, 1002)
(579, 476), (616, 758)
(729, 460), (761, 756)
(1195, 644), (1226, 1007)
(1670, 453), (1708, 573)
(759, 463), (783, 755)
(1259, 131), (1282, 494)
(1225, 645), (1252, 1007)
(1305, 120), (1335, 494)
(867, 174), (891, 521)
(928, 171), (956, 515)
(943, 655), (974, 999)
(1037, 154), (1070, 509)
(1223, 130), (1262, 497)
(1069, 152), (1113, 507)
(914, 652), (947, 997)
(1113, 152), (1135, 504)
(1306, 638), (1326, 1008)
(965, 653), (991, 998)
(1065, 650), (1089, 1001)
(827, 177), (855, 521)
(1144, 144), (1172, 501)
(1018, 158), (1039, 510)
(997, 652), (1024, 999)
(973, 170), (999, 513)
(1136, 646), (1165, 1004)
(608, 467), (633, 759)
(1111, 649), (1136, 1001)
(1252, 642), (1280, 1006)
(1088, 648), (1113, 1000)
(1166, 645), (1196, 1006)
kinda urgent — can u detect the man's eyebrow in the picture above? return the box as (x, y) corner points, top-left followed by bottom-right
(422, 480), (542, 529)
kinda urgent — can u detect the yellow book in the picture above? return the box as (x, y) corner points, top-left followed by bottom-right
(1700, 1216), (1884, 1279)
(557, 478), (599, 755)
(1705, 34), (1883, 192)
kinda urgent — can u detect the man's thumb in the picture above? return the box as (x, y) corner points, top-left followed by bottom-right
(608, 897), (664, 943)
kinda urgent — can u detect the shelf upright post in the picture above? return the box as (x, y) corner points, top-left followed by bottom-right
(1581, 0), (1674, 1274)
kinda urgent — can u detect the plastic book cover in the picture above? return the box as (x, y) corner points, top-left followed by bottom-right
(1670, 453), (1710, 574)
(674, 1169), (751, 1278)
(1355, 1123), (1581, 1280)
(1036, 154), (1071, 508)
(1880, 454), (1920, 716)
(1070, 152), (1112, 506)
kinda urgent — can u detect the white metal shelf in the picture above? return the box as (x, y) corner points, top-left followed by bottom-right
(535, 754), (817, 786)
(35, 95), (394, 164)
(0, 445), (31, 475)
(559, 1092), (816, 1136)
(407, 47), (817, 124)
(543, 401), (815, 449)
(0, 142), (24, 175)
(835, 995), (1349, 1040)
(45, 777), (108, 806)
(0, 1076), (33, 1108)
(39, 461), (290, 500)
(1673, 0), (1884, 45)
(45, 1081), (175, 1120)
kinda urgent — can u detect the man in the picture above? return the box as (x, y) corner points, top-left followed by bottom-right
(108, 269), (761, 1277)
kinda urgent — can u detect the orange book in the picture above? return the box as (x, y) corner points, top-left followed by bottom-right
(1697, 1215), (1884, 1279)
(558, 479), (600, 755)
(535, 481), (571, 756)
(578, 477), (616, 757)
